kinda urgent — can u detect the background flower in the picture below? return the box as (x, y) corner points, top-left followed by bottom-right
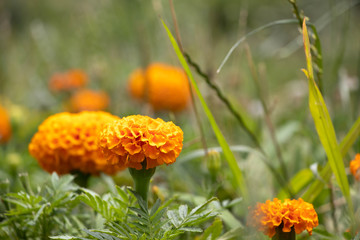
(29, 111), (123, 175)
(99, 115), (183, 170)
(0, 104), (12, 144)
(69, 89), (110, 112)
(49, 69), (88, 92)
(128, 63), (191, 112)
(248, 198), (318, 237)
(350, 154), (360, 181)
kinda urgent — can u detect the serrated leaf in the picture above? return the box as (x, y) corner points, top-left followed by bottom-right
(50, 236), (82, 240)
(129, 189), (148, 213)
(150, 199), (161, 217)
(129, 207), (149, 219)
(150, 196), (176, 222)
(179, 227), (203, 233)
(178, 205), (188, 220)
(167, 210), (181, 228)
(33, 202), (49, 223)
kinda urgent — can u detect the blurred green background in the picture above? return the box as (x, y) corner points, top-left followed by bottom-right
(0, 0), (360, 205)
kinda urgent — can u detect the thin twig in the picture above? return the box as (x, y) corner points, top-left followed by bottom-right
(169, 0), (183, 53)
(184, 52), (262, 151)
(168, 0), (208, 155)
(244, 44), (289, 183)
(216, 19), (298, 74)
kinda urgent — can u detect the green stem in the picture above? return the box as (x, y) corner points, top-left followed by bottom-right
(72, 171), (91, 188)
(128, 160), (156, 203)
(272, 226), (296, 240)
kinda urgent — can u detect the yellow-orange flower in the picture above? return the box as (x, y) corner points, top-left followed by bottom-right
(29, 111), (123, 175)
(69, 89), (110, 112)
(350, 154), (360, 181)
(49, 69), (88, 92)
(0, 104), (11, 144)
(128, 68), (146, 99)
(248, 198), (318, 237)
(128, 63), (191, 112)
(98, 115), (183, 170)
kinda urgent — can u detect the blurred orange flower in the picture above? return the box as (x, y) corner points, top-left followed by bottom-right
(350, 154), (360, 181)
(49, 69), (88, 92)
(98, 115), (183, 170)
(248, 198), (318, 237)
(0, 104), (11, 144)
(128, 63), (191, 112)
(29, 111), (123, 175)
(69, 89), (110, 112)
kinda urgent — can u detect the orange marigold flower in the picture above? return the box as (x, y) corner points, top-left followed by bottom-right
(69, 89), (110, 112)
(98, 115), (183, 170)
(29, 111), (124, 175)
(0, 104), (11, 144)
(350, 154), (360, 181)
(49, 69), (88, 92)
(128, 63), (191, 112)
(248, 198), (318, 238)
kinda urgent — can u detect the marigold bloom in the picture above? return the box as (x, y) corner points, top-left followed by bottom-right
(0, 104), (11, 143)
(248, 198), (318, 237)
(98, 115), (183, 170)
(49, 69), (88, 92)
(350, 154), (360, 181)
(128, 63), (191, 112)
(69, 89), (110, 112)
(29, 111), (123, 175)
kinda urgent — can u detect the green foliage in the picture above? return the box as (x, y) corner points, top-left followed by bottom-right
(53, 189), (218, 240)
(77, 187), (133, 222)
(0, 173), (85, 239)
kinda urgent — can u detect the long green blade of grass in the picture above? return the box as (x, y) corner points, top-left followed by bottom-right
(162, 20), (249, 200)
(302, 115), (360, 202)
(302, 19), (354, 221)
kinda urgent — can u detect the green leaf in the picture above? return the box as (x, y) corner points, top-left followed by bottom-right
(339, 116), (360, 156)
(167, 210), (181, 228)
(199, 217), (223, 240)
(178, 227), (202, 233)
(302, 115), (360, 202)
(162, 19), (248, 200)
(50, 236), (83, 240)
(217, 226), (244, 240)
(189, 197), (217, 216)
(178, 205), (188, 220)
(302, 19), (354, 221)
(277, 168), (314, 199)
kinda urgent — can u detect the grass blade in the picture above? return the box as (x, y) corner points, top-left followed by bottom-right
(161, 19), (249, 200)
(302, 116), (360, 202)
(216, 19), (298, 73)
(302, 19), (354, 222)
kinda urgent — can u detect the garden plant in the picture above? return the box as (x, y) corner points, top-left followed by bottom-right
(1, 0), (360, 239)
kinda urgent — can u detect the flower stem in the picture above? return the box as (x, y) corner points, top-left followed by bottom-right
(128, 161), (156, 203)
(272, 226), (296, 240)
(72, 171), (91, 188)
